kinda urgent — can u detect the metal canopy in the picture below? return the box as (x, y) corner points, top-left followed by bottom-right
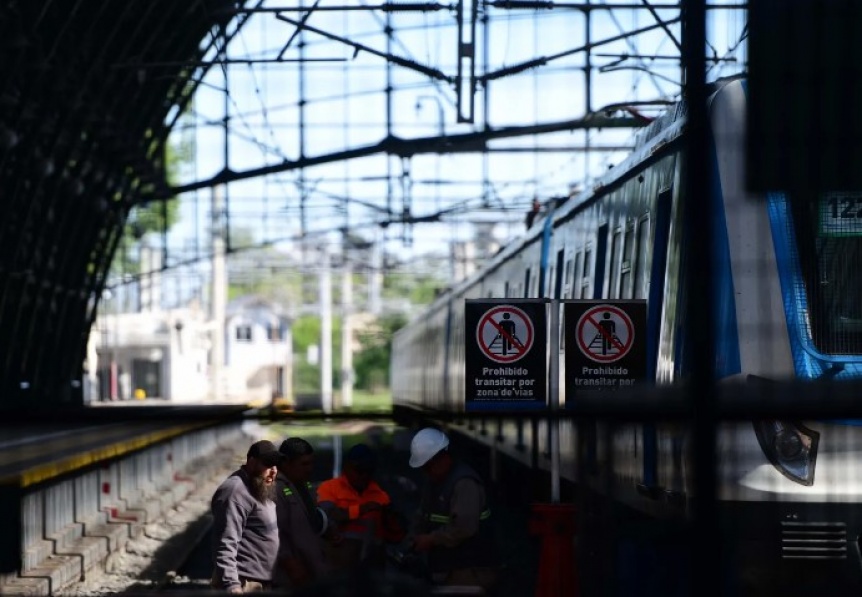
(0, 0), (747, 410)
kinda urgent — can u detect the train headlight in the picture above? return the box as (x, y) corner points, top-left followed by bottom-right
(753, 421), (819, 486)
(773, 429), (804, 460)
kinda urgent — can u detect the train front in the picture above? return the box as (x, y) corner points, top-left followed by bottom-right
(711, 79), (862, 591)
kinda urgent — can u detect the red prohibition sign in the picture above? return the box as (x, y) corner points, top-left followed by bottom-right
(476, 305), (534, 363)
(576, 305), (634, 363)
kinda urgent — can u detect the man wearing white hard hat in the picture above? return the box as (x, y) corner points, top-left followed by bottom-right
(408, 428), (499, 592)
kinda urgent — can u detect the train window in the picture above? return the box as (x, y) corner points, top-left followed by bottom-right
(524, 268), (531, 298)
(554, 249), (565, 299)
(504, 281), (510, 298)
(634, 215), (651, 299)
(790, 193), (862, 353)
(564, 257), (573, 298)
(609, 229), (623, 299)
(572, 252), (583, 299)
(582, 248), (592, 298)
(593, 224), (609, 299)
(620, 225), (635, 298)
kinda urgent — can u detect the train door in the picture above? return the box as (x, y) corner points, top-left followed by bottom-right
(640, 187), (674, 495)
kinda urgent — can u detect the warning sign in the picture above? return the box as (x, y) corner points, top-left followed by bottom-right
(465, 300), (546, 411)
(564, 300), (646, 399)
(476, 305), (534, 364)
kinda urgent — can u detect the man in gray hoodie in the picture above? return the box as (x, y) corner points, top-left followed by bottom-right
(211, 440), (281, 593)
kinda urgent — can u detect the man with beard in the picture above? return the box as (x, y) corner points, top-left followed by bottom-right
(211, 440), (281, 593)
(273, 437), (330, 589)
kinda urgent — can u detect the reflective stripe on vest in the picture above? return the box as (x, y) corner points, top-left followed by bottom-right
(282, 482), (313, 497)
(426, 508), (491, 524)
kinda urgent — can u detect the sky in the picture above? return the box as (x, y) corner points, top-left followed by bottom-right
(149, 0), (747, 307)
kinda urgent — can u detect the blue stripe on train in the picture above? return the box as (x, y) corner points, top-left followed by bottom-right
(710, 128), (742, 379)
(673, 115), (741, 379)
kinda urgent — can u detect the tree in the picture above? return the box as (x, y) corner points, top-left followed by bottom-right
(353, 314), (407, 391)
(291, 314), (344, 394)
(110, 140), (183, 277)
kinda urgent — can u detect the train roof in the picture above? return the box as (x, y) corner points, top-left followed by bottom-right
(400, 76), (746, 323)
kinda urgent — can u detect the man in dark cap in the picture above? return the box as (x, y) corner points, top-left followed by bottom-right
(317, 443), (401, 572)
(211, 439), (281, 593)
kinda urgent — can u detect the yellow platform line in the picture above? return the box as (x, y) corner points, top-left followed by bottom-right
(0, 422), (211, 489)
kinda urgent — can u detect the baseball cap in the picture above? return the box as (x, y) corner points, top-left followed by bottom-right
(247, 440), (282, 466)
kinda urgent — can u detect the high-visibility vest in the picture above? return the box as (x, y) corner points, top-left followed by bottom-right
(317, 476), (391, 541)
(420, 461), (499, 574)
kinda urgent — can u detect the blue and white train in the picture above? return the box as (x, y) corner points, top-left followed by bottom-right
(391, 76), (862, 589)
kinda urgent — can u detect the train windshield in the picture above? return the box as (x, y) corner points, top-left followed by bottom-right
(789, 192), (862, 355)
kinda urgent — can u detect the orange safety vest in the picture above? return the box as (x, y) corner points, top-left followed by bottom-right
(317, 475), (392, 541)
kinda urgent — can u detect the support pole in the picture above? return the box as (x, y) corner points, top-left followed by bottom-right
(320, 250), (333, 414)
(211, 185), (226, 401)
(549, 298), (560, 503)
(341, 261), (353, 410)
(530, 298), (578, 597)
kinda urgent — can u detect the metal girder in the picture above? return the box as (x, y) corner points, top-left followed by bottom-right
(169, 114), (643, 196)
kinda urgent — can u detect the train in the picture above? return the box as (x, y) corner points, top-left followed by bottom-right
(390, 76), (862, 593)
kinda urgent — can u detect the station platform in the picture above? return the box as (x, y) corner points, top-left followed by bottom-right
(0, 403), (251, 594)
(0, 403), (249, 487)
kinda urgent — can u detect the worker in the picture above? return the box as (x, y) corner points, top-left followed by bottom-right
(409, 427), (499, 592)
(317, 443), (404, 571)
(210, 440), (281, 593)
(272, 437), (330, 590)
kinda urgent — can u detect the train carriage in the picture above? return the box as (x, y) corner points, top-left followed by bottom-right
(391, 76), (862, 591)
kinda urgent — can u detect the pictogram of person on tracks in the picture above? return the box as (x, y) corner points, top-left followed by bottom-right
(590, 311), (621, 356)
(494, 312), (520, 356)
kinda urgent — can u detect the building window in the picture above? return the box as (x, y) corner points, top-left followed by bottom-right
(267, 323), (283, 341)
(236, 325), (252, 342)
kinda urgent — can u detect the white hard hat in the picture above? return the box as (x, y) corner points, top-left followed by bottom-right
(409, 428), (450, 468)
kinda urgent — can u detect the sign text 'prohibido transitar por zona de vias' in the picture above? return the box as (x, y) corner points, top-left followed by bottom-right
(465, 299), (546, 411)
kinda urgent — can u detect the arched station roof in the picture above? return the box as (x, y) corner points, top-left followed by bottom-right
(0, 0), (240, 409)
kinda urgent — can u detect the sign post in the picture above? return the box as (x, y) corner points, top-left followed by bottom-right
(465, 299), (547, 411)
(548, 298), (560, 503)
(531, 298), (578, 597)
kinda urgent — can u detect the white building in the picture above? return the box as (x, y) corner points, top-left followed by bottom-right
(223, 295), (293, 404)
(87, 295), (292, 404)
(88, 302), (210, 403)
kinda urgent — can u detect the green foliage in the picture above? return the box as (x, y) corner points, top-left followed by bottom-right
(290, 312), (406, 394)
(383, 271), (444, 305)
(353, 314), (407, 391)
(110, 142), (182, 277)
(292, 314), (344, 393)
